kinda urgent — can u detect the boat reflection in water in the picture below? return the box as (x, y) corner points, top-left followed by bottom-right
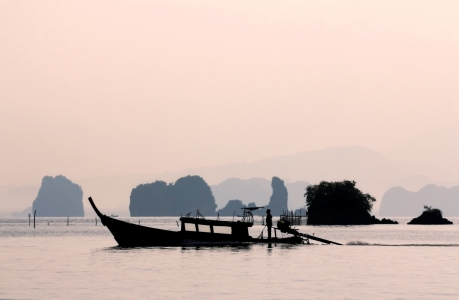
(88, 197), (341, 247)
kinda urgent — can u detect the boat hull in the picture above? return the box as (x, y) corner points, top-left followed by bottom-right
(101, 216), (182, 247)
(90, 197), (304, 247)
(252, 236), (303, 244)
(101, 216), (303, 246)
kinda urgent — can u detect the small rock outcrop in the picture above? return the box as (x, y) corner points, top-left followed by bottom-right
(264, 177), (288, 216)
(32, 175), (84, 217)
(408, 206), (453, 225)
(129, 175), (217, 216)
(371, 215), (398, 224)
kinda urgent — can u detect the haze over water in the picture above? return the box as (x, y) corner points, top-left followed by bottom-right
(1, 217), (458, 299)
(1, 0), (458, 194)
(1, 1), (458, 216)
(1, 1), (458, 299)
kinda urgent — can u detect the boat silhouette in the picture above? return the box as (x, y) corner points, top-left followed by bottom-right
(88, 197), (340, 246)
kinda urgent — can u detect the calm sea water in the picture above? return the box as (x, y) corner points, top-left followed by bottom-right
(1, 217), (458, 299)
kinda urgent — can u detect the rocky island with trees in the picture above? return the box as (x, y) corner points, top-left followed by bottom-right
(129, 175), (291, 217)
(129, 175), (217, 216)
(305, 180), (397, 225)
(32, 175), (84, 217)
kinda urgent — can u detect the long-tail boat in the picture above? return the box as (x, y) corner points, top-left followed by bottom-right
(88, 197), (341, 247)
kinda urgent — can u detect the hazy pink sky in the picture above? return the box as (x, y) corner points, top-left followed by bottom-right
(1, 0), (458, 187)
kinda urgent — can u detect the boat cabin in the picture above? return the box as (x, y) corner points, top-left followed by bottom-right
(179, 207), (261, 242)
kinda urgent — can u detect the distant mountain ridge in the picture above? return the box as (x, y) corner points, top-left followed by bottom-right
(0, 186), (39, 213)
(216, 177), (292, 216)
(384, 124), (459, 177)
(175, 146), (458, 213)
(211, 178), (271, 209)
(4, 146), (457, 216)
(187, 147), (416, 205)
(379, 185), (459, 217)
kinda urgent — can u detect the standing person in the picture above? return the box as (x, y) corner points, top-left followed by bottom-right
(266, 209), (273, 240)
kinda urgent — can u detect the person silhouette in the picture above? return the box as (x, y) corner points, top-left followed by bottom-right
(266, 209), (272, 240)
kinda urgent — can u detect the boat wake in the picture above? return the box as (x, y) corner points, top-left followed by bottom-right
(346, 241), (459, 247)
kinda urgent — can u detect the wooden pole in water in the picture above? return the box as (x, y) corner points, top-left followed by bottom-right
(28, 213), (31, 226)
(33, 210), (36, 228)
(67, 216), (69, 226)
(95, 217), (97, 226)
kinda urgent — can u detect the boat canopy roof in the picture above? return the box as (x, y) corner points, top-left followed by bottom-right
(179, 217), (253, 227)
(242, 206), (264, 211)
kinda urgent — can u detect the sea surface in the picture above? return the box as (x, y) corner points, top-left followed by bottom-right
(1, 217), (458, 299)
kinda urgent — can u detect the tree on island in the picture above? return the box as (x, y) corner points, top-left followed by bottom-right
(305, 180), (396, 225)
(423, 206), (442, 217)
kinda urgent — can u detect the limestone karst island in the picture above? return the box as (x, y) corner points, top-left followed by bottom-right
(32, 175), (84, 217)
